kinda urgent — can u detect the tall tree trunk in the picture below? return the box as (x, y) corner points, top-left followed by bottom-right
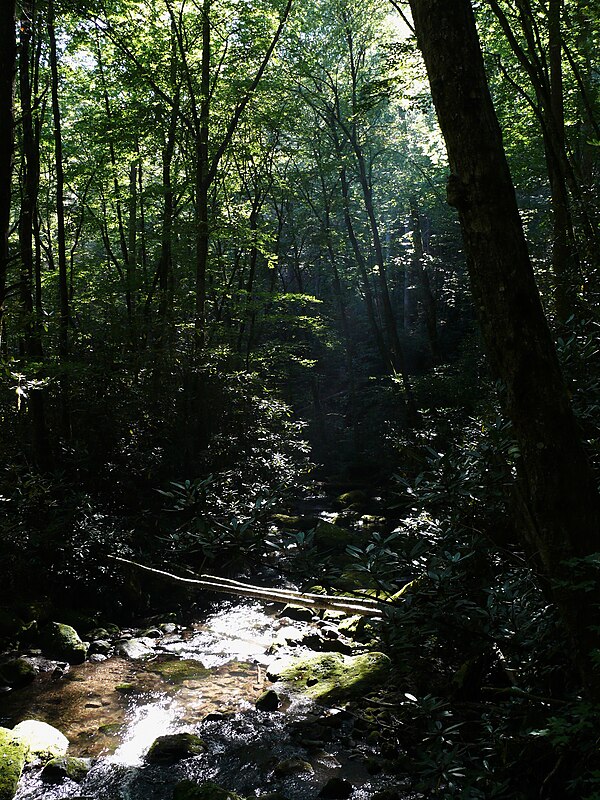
(19, 6), (50, 470)
(408, 0), (600, 697)
(48, 0), (69, 357)
(409, 197), (439, 361)
(194, 0), (210, 349)
(0, 0), (16, 338)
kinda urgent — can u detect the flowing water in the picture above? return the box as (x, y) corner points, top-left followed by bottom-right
(2, 598), (417, 800)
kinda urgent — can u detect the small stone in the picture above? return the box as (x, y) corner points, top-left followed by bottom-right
(142, 628), (162, 638)
(89, 654), (107, 663)
(319, 777), (353, 798)
(255, 689), (280, 712)
(160, 623), (178, 634)
(145, 733), (206, 765)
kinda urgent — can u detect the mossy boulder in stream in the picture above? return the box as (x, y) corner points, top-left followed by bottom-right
(0, 727), (28, 800)
(42, 756), (90, 783)
(267, 652), (391, 701)
(146, 733), (206, 764)
(0, 658), (36, 688)
(39, 622), (86, 664)
(12, 720), (69, 762)
(313, 522), (361, 558)
(173, 780), (244, 800)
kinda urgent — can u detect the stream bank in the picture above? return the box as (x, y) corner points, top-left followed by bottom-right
(1, 486), (418, 800)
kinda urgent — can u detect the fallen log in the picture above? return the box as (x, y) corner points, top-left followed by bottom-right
(109, 555), (386, 617)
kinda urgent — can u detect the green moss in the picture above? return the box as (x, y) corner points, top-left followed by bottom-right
(0, 727), (28, 800)
(41, 756), (89, 783)
(173, 780), (244, 800)
(270, 652), (391, 701)
(0, 659), (35, 688)
(146, 733), (206, 764)
(336, 490), (367, 507)
(39, 622), (87, 664)
(114, 683), (136, 694)
(12, 720), (69, 763)
(146, 659), (210, 685)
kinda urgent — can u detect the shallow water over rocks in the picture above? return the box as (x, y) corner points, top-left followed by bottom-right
(3, 599), (417, 800)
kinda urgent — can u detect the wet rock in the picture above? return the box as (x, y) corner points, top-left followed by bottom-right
(146, 733), (206, 764)
(115, 638), (154, 660)
(88, 639), (112, 656)
(255, 689), (280, 711)
(336, 490), (367, 508)
(277, 626), (304, 646)
(160, 622), (178, 634)
(274, 757), (314, 776)
(88, 654), (107, 663)
(281, 605), (315, 623)
(267, 652), (391, 701)
(319, 777), (353, 798)
(0, 658), (36, 689)
(115, 682), (136, 694)
(0, 726), (28, 800)
(39, 622), (86, 664)
(41, 756), (90, 783)
(12, 720), (68, 763)
(173, 780), (244, 800)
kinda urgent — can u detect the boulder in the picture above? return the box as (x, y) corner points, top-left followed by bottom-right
(41, 756), (90, 783)
(0, 658), (36, 689)
(255, 689), (280, 712)
(319, 777), (353, 798)
(145, 733), (206, 765)
(0, 727), (28, 800)
(115, 638), (154, 660)
(273, 757), (314, 776)
(267, 652), (391, 701)
(336, 490), (367, 508)
(39, 622), (86, 664)
(173, 780), (244, 800)
(88, 640), (112, 657)
(12, 721), (68, 763)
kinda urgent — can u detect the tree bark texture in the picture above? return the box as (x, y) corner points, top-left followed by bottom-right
(0, 0), (16, 331)
(408, 0), (600, 695)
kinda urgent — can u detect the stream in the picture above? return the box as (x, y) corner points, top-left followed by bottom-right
(1, 598), (418, 800)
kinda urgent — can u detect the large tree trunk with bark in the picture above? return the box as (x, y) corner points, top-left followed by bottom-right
(0, 0), (16, 336)
(408, 0), (600, 696)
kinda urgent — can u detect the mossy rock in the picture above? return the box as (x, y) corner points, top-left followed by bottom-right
(268, 652), (391, 701)
(336, 490), (368, 508)
(270, 513), (320, 532)
(12, 720), (69, 763)
(274, 757), (314, 776)
(0, 727), (28, 800)
(41, 756), (90, 783)
(39, 622), (86, 664)
(146, 659), (210, 684)
(0, 658), (36, 689)
(313, 522), (361, 557)
(146, 733), (206, 765)
(173, 780), (244, 800)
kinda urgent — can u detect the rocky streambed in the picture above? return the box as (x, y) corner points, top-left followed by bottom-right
(1, 597), (418, 800)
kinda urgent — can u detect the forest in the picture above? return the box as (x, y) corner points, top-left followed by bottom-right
(0, 0), (599, 798)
